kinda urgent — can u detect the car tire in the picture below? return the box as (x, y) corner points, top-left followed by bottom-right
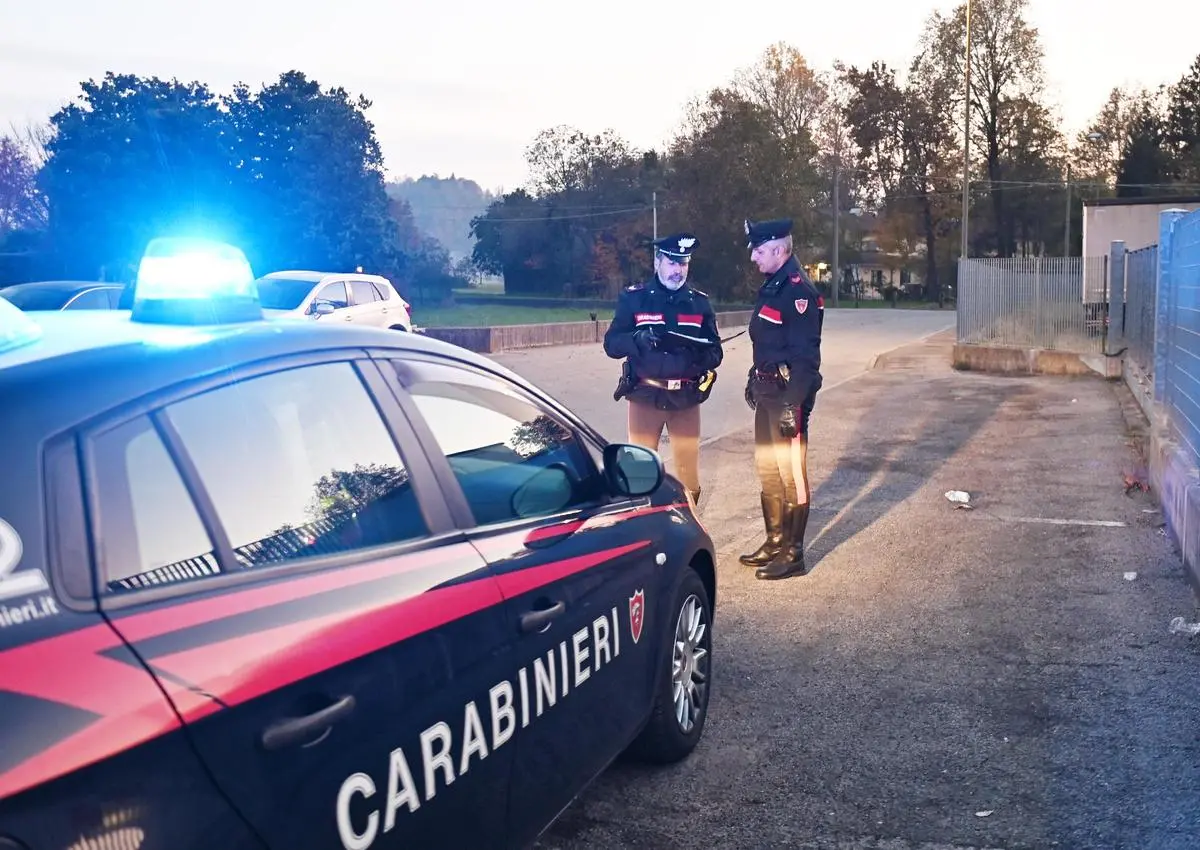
(389, 324), (408, 332)
(625, 564), (712, 764)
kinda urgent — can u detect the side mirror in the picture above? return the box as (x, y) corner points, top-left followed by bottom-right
(603, 443), (663, 497)
(312, 301), (336, 316)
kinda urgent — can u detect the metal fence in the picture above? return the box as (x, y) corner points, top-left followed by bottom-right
(1157, 210), (1200, 463)
(956, 256), (1110, 354)
(1116, 245), (1158, 379)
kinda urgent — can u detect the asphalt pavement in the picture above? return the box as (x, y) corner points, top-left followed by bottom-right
(490, 307), (954, 445)
(520, 327), (1200, 850)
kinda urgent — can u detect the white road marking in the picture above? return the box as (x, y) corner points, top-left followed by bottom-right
(990, 516), (1127, 528)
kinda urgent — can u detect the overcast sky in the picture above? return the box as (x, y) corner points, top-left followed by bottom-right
(2, 0), (1196, 193)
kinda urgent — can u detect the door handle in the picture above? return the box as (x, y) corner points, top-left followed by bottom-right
(261, 695), (356, 751)
(519, 600), (565, 633)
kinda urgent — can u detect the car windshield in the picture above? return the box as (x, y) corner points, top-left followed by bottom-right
(253, 278), (316, 311)
(0, 287), (71, 310)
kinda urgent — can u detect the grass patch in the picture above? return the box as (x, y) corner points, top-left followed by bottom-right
(416, 304), (614, 328)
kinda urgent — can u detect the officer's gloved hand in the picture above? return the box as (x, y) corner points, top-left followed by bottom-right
(778, 406), (799, 438)
(744, 381), (756, 410)
(632, 327), (658, 355)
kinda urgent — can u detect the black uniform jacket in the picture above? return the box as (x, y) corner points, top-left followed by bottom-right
(748, 255), (824, 407)
(604, 278), (723, 406)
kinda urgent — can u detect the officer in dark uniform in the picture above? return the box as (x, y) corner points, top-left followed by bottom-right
(603, 232), (723, 507)
(739, 217), (824, 580)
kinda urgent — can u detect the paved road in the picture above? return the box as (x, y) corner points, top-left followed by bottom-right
(491, 308), (954, 446)
(513, 330), (1200, 850)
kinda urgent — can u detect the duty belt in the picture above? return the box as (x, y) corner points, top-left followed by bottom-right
(639, 377), (694, 390)
(753, 363), (790, 381)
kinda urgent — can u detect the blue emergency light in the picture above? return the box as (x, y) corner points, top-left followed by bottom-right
(0, 295), (44, 355)
(131, 237), (263, 325)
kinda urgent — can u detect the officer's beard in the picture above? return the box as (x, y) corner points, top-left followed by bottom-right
(659, 274), (686, 291)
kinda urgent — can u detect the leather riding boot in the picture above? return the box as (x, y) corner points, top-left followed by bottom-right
(739, 492), (785, 566)
(756, 502), (810, 580)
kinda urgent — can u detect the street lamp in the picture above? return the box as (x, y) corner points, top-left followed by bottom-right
(961, 0), (973, 261)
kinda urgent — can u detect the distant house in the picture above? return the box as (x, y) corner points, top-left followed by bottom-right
(833, 210), (926, 298)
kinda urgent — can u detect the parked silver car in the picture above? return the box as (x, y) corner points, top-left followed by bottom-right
(254, 271), (414, 331)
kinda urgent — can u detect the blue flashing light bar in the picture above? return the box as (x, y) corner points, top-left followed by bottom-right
(131, 237), (262, 325)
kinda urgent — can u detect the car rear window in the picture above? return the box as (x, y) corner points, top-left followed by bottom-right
(0, 287), (70, 311)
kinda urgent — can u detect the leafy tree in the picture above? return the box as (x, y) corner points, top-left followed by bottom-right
(223, 71), (398, 278)
(842, 62), (908, 207)
(0, 136), (41, 234)
(922, 0), (1046, 256)
(39, 72), (235, 279)
(1166, 55), (1200, 183)
(665, 88), (793, 300)
(1072, 87), (1141, 193)
(997, 95), (1067, 253)
(470, 190), (559, 294)
(1117, 96), (1175, 197)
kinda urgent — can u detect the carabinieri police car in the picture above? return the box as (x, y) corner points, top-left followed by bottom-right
(0, 237), (717, 850)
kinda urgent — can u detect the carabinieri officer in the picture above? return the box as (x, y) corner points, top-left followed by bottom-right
(739, 217), (824, 580)
(603, 232), (723, 507)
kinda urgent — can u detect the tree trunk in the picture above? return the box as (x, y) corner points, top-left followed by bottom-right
(921, 195), (940, 304)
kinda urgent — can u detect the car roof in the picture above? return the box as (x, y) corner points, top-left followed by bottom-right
(0, 280), (122, 296)
(0, 311), (546, 436)
(260, 270), (392, 285)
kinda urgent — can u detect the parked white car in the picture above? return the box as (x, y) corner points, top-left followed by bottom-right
(254, 271), (414, 331)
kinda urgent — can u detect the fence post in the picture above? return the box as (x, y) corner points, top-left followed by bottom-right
(1109, 241), (1126, 345)
(1156, 210), (1189, 405)
(1035, 255), (1043, 345)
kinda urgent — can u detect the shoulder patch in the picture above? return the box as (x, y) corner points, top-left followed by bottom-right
(624, 282), (645, 292)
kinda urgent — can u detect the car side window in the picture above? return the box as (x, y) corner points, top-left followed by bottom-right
(90, 416), (220, 592)
(396, 361), (602, 527)
(91, 361), (429, 594)
(163, 362), (429, 569)
(371, 281), (391, 301)
(315, 281), (348, 309)
(349, 280), (378, 305)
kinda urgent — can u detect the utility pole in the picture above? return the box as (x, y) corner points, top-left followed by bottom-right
(832, 132), (840, 307)
(1064, 163), (1072, 255)
(652, 191), (658, 241)
(960, 0), (973, 262)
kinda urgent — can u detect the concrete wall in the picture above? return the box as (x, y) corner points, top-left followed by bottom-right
(422, 310), (756, 354)
(1082, 198), (1200, 258)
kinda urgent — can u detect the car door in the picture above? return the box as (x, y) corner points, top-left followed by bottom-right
(0, 436), (255, 850)
(81, 354), (516, 850)
(348, 279), (388, 328)
(380, 354), (661, 846)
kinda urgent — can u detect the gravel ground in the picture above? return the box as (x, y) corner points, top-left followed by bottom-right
(533, 330), (1200, 850)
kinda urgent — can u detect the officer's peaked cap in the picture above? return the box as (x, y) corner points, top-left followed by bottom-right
(745, 218), (793, 248)
(653, 232), (698, 260)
